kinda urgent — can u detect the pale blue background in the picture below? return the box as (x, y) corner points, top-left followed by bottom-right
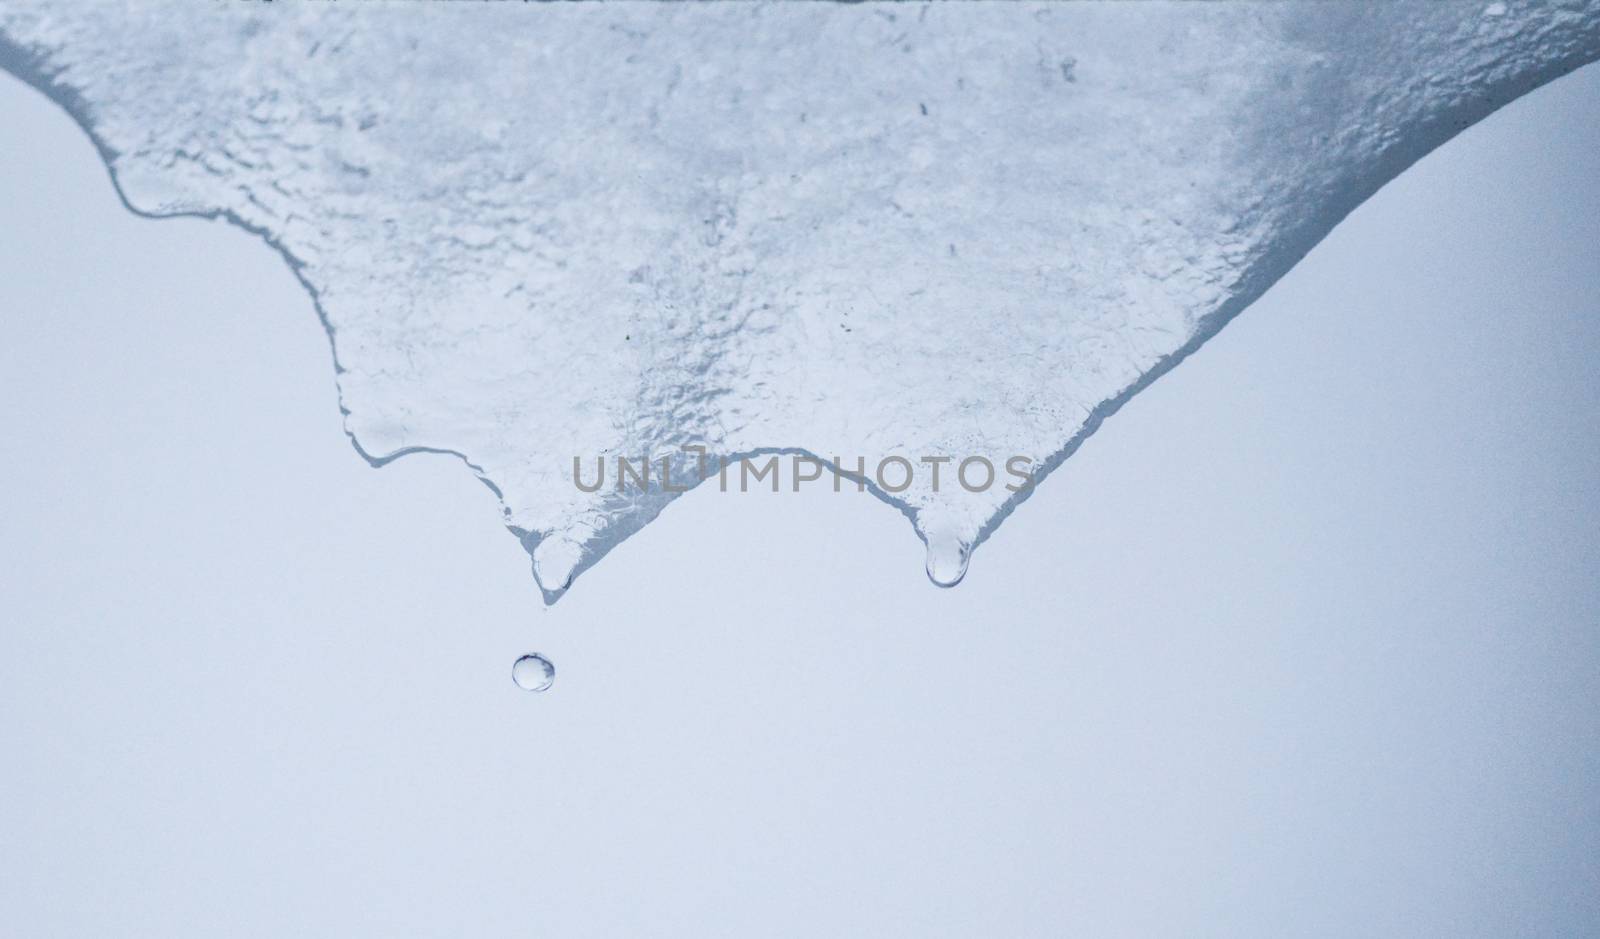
(1, 63), (1597, 936)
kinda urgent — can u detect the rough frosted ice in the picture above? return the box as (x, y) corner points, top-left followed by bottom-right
(2, 1), (1596, 600)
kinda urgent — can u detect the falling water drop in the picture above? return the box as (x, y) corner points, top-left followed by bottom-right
(511, 653), (556, 692)
(924, 535), (971, 588)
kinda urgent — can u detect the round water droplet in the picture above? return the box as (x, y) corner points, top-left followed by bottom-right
(511, 653), (556, 692)
(924, 536), (971, 588)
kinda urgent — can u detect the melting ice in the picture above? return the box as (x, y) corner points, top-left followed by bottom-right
(1, 1), (1596, 600)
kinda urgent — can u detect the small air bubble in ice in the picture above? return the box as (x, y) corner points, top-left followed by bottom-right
(512, 653), (556, 692)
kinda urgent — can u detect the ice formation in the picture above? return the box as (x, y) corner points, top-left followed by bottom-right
(2, 1), (1596, 600)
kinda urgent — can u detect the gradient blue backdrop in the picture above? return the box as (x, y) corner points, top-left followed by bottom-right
(1, 62), (1596, 938)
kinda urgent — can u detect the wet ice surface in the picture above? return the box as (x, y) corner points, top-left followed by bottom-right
(2, 2), (1596, 601)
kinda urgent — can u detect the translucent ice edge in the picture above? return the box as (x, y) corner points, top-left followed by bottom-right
(2, 1), (1596, 603)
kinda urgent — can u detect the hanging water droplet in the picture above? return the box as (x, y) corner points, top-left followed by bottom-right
(924, 535), (971, 588)
(532, 536), (581, 593)
(512, 653), (556, 692)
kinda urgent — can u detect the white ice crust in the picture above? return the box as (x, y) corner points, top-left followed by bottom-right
(3, 1), (1596, 599)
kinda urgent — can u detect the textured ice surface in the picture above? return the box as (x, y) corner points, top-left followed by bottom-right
(2, 2), (1597, 601)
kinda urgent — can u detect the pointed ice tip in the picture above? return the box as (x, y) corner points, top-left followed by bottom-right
(924, 536), (971, 589)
